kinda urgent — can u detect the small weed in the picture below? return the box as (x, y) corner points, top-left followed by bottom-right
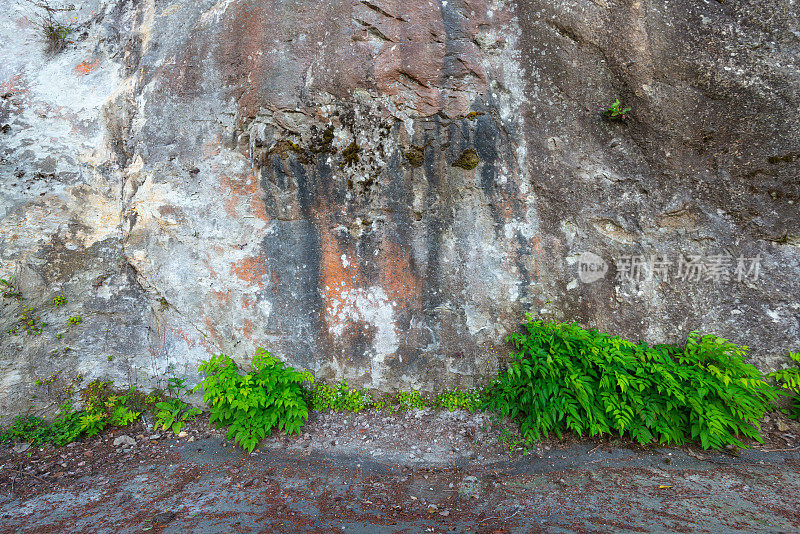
(27, 0), (76, 53)
(0, 277), (22, 300)
(498, 427), (524, 453)
(67, 315), (82, 326)
(154, 377), (201, 434)
(602, 98), (631, 121)
(767, 352), (800, 420)
(433, 389), (484, 412)
(0, 379), (141, 446)
(309, 382), (373, 413)
(389, 391), (427, 413)
(17, 306), (45, 335)
(52, 295), (66, 307)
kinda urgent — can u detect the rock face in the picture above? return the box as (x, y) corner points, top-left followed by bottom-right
(1, 0), (798, 415)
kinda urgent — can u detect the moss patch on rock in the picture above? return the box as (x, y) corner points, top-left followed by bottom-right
(340, 139), (361, 168)
(403, 146), (425, 168)
(452, 148), (479, 170)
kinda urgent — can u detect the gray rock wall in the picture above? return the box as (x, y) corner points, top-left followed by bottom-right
(1, 0), (798, 417)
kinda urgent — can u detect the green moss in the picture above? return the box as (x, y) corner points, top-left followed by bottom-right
(403, 146), (425, 168)
(340, 139), (361, 168)
(309, 125), (336, 155)
(452, 148), (480, 170)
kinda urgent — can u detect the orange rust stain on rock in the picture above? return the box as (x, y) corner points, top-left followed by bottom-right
(318, 228), (358, 322)
(219, 172), (267, 220)
(202, 316), (222, 346)
(201, 136), (221, 160)
(241, 319), (254, 339)
(168, 325), (215, 353)
(250, 189), (268, 221)
(241, 295), (255, 308)
(74, 59), (99, 75)
(378, 238), (422, 310)
(496, 198), (515, 222)
(212, 289), (231, 306)
(232, 255), (268, 284)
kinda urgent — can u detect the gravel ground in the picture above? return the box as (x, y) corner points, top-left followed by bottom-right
(1, 409), (799, 533)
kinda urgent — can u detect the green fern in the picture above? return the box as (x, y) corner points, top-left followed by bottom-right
(483, 320), (777, 449)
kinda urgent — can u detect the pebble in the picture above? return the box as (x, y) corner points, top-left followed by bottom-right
(152, 511), (176, 524)
(12, 442), (30, 454)
(178, 431), (188, 438)
(113, 435), (136, 447)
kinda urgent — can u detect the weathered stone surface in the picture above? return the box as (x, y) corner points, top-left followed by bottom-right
(1, 0), (798, 416)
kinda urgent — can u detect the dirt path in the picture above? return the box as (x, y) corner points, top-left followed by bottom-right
(1, 411), (799, 533)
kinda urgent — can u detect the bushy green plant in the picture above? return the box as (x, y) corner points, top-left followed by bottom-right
(0, 414), (50, 444)
(309, 382), (373, 412)
(78, 380), (141, 438)
(767, 352), (800, 420)
(484, 320), (777, 449)
(0, 402), (101, 446)
(196, 349), (313, 453)
(52, 295), (66, 307)
(154, 377), (201, 434)
(48, 403), (83, 445)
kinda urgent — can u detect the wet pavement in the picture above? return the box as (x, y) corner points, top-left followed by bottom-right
(2, 435), (799, 533)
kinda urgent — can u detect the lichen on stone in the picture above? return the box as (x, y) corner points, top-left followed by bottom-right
(452, 148), (479, 170)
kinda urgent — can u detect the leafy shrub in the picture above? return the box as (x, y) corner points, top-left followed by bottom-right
(155, 377), (201, 434)
(48, 403), (83, 445)
(0, 379), (145, 447)
(196, 349), (313, 453)
(309, 382), (373, 412)
(79, 381), (141, 438)
(484, 320), (777, 449)
(0, 415), (50, 444)
(767, 352), (800, 420)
